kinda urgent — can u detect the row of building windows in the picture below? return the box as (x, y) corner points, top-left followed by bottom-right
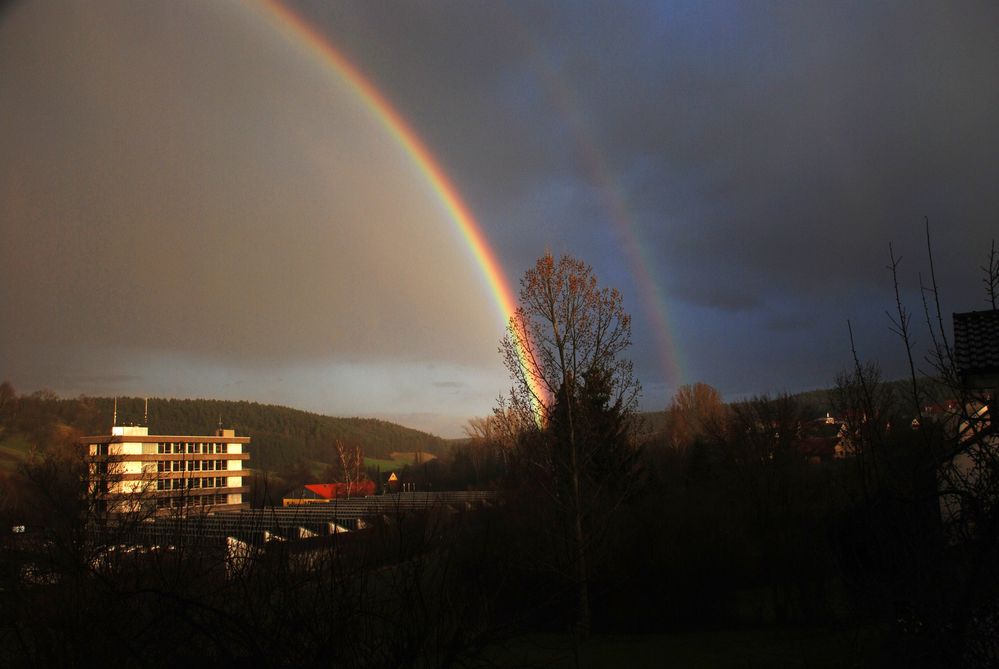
(156, 477), (229, 491)
(156, 442), (229, 454)
(156, 494), (229, 509)
(157, 460), (230, 472)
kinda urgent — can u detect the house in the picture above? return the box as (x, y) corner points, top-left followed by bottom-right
(282, 480), (376, 506)
(938, 309), (997, 530)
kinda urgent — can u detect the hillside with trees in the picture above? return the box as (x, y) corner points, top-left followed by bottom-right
(0, 388), (448, 474)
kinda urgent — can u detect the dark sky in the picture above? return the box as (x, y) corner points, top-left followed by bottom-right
(2, 1), (997, 436)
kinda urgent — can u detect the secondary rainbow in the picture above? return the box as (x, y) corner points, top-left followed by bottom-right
(500, 13), (684, 390)
(250, 0), (547, 417)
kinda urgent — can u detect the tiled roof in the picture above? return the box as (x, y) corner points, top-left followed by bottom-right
(953, 310), (999, 376)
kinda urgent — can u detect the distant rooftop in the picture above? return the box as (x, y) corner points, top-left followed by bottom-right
(953, 309), (999, 388)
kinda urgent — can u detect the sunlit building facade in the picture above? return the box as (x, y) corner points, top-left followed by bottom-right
(81, 425), (251, 514)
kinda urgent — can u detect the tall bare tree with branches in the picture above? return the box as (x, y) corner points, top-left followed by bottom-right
(499, 253), (641, 638)
(983, 239), (998, 310)
(839, 222), (999, 665)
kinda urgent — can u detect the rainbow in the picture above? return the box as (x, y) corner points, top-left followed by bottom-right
(249, 0), (548, 419)
(501, 15), (684, 390)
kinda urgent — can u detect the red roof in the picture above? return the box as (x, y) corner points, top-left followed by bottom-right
(304, 484), (338, 499)
(303, 481), (376, 499)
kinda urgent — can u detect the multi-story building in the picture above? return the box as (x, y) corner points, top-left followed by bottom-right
(81, 425), (251, 513)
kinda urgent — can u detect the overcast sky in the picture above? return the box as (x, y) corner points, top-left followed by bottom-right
(2, 1), (997, 437)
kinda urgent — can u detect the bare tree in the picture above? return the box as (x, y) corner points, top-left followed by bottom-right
(499, 253), (641, 637)
(839, 224), (999, 665)
(663, 382), (726, 452)
(333, 439), (363, 497)
(983, 239), (997, 310)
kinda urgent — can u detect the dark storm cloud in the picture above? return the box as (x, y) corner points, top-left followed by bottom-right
(293, 0), (999, 398)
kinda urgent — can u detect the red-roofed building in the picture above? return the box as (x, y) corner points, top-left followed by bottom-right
(283, 480), (376, 506)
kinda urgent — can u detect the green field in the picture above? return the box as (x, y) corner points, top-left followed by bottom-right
(0, 436), (32, 471)
(364, 451), (436, 472)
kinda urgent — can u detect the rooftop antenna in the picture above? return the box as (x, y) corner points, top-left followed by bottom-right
(112, 397), (118, 427)
(218, 413), (223, 430)
(144, 397), (149, 426)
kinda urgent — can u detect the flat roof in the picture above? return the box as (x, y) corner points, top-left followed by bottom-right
(80, 434), (251, 445)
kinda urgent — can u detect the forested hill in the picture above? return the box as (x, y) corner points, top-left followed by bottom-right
(0, 392), (448, 471)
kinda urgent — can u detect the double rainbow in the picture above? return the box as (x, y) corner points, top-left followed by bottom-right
(252, 0), (547, 418)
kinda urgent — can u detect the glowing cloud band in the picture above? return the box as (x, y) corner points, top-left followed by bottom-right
(250, 0), (547, 418)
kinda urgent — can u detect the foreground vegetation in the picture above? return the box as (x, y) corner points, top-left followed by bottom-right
(2, 376), (992, 667)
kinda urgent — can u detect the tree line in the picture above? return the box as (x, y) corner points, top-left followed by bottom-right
(0, 391), (447, 468)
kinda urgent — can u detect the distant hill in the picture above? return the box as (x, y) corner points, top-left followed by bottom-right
(639, 376), (954, 436)
(0, 393), (448, 473)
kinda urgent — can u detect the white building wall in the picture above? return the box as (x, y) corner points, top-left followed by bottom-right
(120, 442), (143, 455)
(112, 426), (148, 437)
